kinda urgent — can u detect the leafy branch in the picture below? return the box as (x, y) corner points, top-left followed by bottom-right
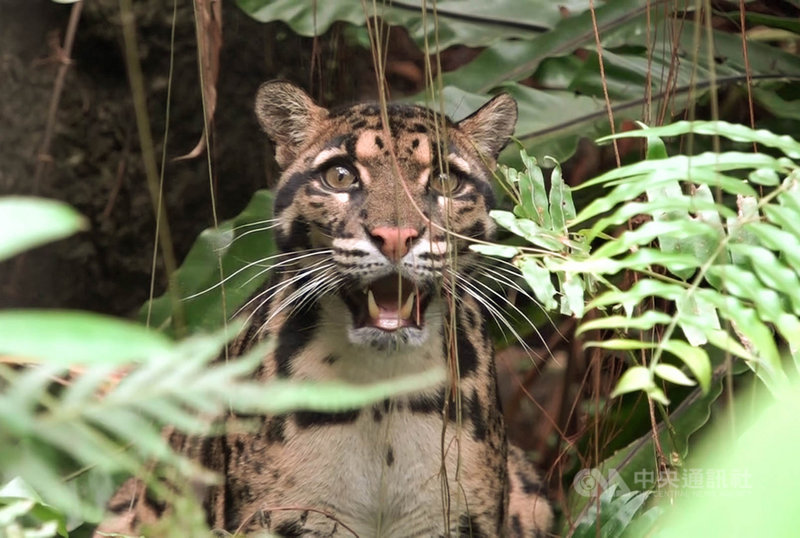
(476, 120), (800, 404)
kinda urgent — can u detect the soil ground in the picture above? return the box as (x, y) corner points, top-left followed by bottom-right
(0, 0), (374, 316)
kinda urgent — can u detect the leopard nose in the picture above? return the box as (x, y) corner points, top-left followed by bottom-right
(369, 226), (419, 261)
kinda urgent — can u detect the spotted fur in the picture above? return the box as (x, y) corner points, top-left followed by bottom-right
(97, 82), (552, 537)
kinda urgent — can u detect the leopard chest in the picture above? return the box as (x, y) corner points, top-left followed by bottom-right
(224, 296), (508, 536)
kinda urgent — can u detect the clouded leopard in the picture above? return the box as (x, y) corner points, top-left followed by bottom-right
(98, 81), (552, 537)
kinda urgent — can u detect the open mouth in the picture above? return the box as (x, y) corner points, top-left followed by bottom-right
(341, 275), (431, 331)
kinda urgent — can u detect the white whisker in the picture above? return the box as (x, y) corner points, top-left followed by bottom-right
(183, 249), (332, 301)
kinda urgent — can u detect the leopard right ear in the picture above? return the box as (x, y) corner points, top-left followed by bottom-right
(255, 81), (328, 168)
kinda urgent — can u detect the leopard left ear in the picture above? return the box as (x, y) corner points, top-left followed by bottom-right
(456, 93), (518, 160)
(255, 80), (328, 168)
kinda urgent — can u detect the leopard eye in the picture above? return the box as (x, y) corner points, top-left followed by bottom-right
(322, 165), (359, 190)
(429, 171), (461, 196)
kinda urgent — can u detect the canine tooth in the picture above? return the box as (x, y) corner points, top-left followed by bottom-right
(367, 289), (380, 319)
(400, 292), (415, 319)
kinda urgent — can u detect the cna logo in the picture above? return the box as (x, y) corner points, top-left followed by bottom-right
(572, 468), (631, 497)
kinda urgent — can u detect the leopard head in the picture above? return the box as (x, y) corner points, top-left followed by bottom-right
(255, 81), (517, 350)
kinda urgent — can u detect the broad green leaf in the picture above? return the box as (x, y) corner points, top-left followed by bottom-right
(675, 294), (719, 347)
(662, 340), (711, 394)
(657, 385), (800, 537)
(577, 311), (672, 335)
(611, 366), (654, 397)
(433, 84), (614, 163)
(598, 121), (800, 159)
(743, 222), (800, 281)
(654, 364), (696, 387)
(765, 203), (800, 240)
(568, 378), (724, 532)
(238, 0), (566, 49)
(589, 280), (689, 312)
(645, 178), (694, 279)
(590, 195), (735, 228)
(560, 272), (584, 318)
(774, 313), (800, 360)
(753, 87), (800, 122)
(0, 310), (173, 365)
(468, 243), (519, 258)
(0, 478), (67, 538)
(143, 190), (276, 334)
(0, 197), (87, 262)
(729, 244), (800, 309)
(516, 151), (549, 226)
(700, 328), (758, 363)
(690, 184), (727, 266)
(517, 257), (558, 310)
(706, 264), (786, 322)
(583, 338), (660, 350)
(228, 368), (446, 414)
(645, 131), (668, 160)
(740, 11), (800, 35)
(440, 0), (652, 93)
(748, 168), (781, 186)
(591, 219), (718, 260)
(696, 290), (786, 392)
(489, 210), (563, 251)
(547, 248), (700, 277)
(0, 499), (35, 526)
(547, 160), (573, 232)
(572, 487), (660, 538)
(577, 152), (783, 191)
(727, 195), (760, 266)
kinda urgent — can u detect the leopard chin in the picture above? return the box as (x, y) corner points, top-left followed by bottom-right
(347, 324), (430, 350)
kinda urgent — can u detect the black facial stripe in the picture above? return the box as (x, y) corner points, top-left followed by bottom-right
(468, 390), (487, 441)
(457, 191), (479, 204)
(463, 220), (487, 240)
(473, 178), (495, 209)
(304, 184), (327, 198)
(517, 469), (545, 495)
(333, 247), (370, 258)
(276, 217), (311, 251)
(293, 409), (360, 428)
(453, 319), (478, 376)
(417, 252), (440, 261)
(409, 387), (445, 415)
(274, 171), (313, 216)
(344, 134), (357, 160)
(457, 514), (485, 537)
(274, 303), (319, 377)
(266, 415), (286, 443)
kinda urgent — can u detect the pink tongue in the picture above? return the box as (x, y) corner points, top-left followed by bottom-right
(373, 294), (409, 330)
(366, 276), (419, 330)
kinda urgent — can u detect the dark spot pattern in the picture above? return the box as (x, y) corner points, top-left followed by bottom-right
(293, 409), (360, 428)
(274, 304), (320, 377)
(468, 391), (487, 441)
(454, 321), (478, 376)
(276, 217), (311, 251)
(511, 514), (522, 535)
(457, 513), (486, 537)
(516, 469), (544, 495)
(266, 416), (286, 443)
(274, 171), (311, 216)
(273, 520), (304, 537)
